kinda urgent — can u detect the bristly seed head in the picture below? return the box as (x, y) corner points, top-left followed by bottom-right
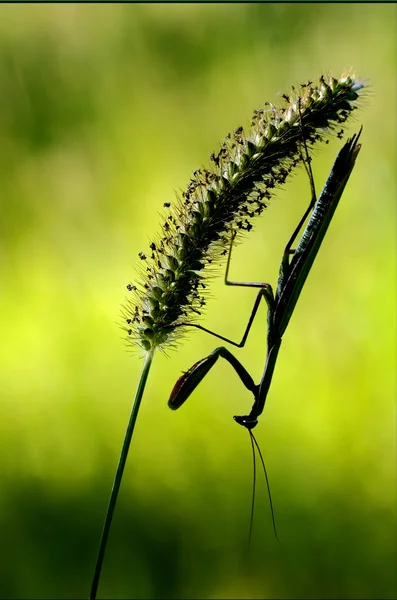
(122, 72), (364, 353)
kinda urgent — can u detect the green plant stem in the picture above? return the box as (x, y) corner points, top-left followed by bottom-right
(90, 350), (154, 600)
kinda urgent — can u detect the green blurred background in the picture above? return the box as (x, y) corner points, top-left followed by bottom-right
(0, 4), (396, 599)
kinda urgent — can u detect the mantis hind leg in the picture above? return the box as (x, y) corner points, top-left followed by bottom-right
(171, 227), (276, 348)
(224, 230), (273, 289)
(277, 97), (319, 292)
(177, 283), (274, 348)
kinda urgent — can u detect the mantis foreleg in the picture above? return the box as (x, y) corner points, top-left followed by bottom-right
(168, 346), (258, 410)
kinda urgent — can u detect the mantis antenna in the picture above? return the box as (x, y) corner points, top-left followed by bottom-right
(248, 428), (279, 548)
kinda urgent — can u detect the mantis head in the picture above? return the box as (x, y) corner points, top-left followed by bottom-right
(234, 415), (258, 430)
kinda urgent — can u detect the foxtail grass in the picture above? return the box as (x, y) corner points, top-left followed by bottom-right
(90, 72), (364, 599)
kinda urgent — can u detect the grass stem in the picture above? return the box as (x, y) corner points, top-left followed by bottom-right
(90, 350), (155, 600)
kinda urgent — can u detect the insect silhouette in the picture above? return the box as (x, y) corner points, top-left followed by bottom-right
(168, 126), (363, 544)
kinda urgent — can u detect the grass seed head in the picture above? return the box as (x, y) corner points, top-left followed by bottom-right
(122, 72), (364, 353)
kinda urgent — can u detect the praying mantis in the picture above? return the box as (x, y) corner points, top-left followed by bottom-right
(168, 127), (362, 540)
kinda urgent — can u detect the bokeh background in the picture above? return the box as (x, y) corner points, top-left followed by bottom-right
(0, 4), (396, 599)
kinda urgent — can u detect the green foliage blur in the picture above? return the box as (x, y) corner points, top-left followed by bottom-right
(0, 4), (396, 599)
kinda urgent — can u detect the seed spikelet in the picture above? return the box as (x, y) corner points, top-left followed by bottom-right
(122, 72), (364, 352)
